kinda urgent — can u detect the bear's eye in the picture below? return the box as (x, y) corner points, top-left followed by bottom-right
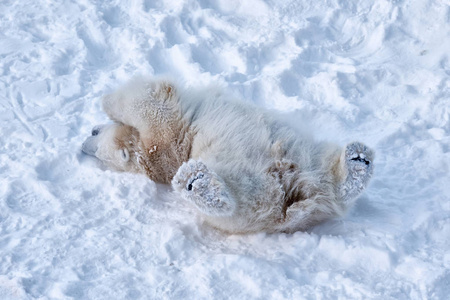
(121, 148), (130, 162)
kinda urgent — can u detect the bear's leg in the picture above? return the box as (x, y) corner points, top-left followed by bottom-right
(172, 160), (236, 217)
(340, 142), (374, 203)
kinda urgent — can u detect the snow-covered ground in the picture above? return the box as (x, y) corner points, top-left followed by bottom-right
(1, 0), (449, 299)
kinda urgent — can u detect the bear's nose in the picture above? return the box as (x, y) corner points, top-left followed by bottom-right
(92, 128), (99, 136)
(91, 125), (103, 136)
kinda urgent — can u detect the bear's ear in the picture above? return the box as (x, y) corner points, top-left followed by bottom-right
(102, 94), (121, 122)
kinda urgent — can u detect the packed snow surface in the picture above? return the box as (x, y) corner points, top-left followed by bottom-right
(1, 0), (449, 299)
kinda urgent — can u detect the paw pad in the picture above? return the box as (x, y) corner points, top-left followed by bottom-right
(187, 173), (204, 191)
(345, 142), (373, 166)
(350, 155), (370, 165)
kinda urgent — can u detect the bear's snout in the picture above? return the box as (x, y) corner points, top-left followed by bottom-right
(82, 137), (98, 156)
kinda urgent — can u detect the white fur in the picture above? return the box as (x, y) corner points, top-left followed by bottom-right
(83, 77), (374, 234)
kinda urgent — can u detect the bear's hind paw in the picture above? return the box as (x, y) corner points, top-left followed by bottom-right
(340, 142), (374, 203)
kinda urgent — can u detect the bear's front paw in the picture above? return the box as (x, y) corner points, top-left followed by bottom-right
(172, 160), (236, 216)
(172, 160), (209, 192)
(340, 142), (374, 202)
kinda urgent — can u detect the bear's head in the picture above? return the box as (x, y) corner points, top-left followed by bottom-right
(82, 123), (143, 173)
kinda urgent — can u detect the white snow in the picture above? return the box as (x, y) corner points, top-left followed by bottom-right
(1, 0), (449, 299)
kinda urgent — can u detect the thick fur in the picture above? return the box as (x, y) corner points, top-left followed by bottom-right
(82, 77), (374, 234)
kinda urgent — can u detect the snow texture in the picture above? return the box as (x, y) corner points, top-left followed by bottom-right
(0, 0), (449, 299)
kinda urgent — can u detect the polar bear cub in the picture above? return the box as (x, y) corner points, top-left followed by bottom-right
(82, 78), (374, 233)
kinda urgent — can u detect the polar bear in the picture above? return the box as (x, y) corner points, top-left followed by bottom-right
(82, 78), (374, 234)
